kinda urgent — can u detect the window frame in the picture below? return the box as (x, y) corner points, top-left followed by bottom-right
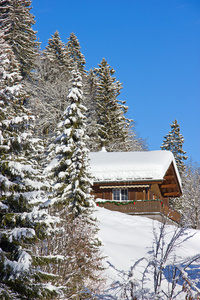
(112, 188), (128, 201)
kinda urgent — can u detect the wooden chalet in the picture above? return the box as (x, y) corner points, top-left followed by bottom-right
(89, 150), (182, 224)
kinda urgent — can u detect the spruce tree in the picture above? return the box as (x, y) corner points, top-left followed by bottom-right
(161, 119), (187, 176)
(65, 33), (88, 110)
(47, 69), (94, 215)
(94, 58), (132, 151)
(0, 36), (60, 299)
(45, 31), (65, 63)
(44, 69), (103, 297)
(25, 31), (72, 138)
(84, 68), (100, 151)
(0, 0), (39, 78)
(44, 30), (71, 82)
(66, 32), (86, 74)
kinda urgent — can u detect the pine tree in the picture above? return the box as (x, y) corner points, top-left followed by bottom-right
(44, 30), (71, 82)
(66, 32), (86, 74)
(24, 31), (72, 139)
(0, 0), (39, 78)
(45, 31), (65, 63)
(161, 119), (187, 176)
(43, 69), (103, 297)
(0, 31), (25, 107)
(94, 58), (132, 151)
(47, 69), (94, 215)
(0, 36), (60, 299)
(84, 68), (100, 151)
(65, 33), (88, 113)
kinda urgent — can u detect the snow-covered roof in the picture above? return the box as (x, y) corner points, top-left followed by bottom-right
(89, 150), (181, 186)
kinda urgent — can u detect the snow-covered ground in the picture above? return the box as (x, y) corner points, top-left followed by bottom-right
(95, 206), (200, 299)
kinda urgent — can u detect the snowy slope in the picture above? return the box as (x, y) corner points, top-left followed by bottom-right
(95, 206), (200, 298)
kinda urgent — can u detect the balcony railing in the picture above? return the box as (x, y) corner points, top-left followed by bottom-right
(96, 200), (181, 224)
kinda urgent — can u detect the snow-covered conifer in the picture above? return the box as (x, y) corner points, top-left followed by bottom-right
(24, 31), (73, 138)
(43, 69), (103, 297)
(45, 31), (65, 63)
(0, 36), (60, 299)
(94, 58), (132, 151)
(0, 0), (39, 78)
(66, 32), (86, 74)
(161, 119), (187, 176)
(0, 32), (25, 105)
(44, 30), (71, 82)
(84, 69), (100, 151)
(47, 69), (94, 215)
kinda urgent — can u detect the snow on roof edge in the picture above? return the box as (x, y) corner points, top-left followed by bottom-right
(89, 150), (182, 188)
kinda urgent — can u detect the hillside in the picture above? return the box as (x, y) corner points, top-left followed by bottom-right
(95, 206), (200, 299)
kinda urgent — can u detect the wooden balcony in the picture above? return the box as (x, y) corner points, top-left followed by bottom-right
(96, 200), (181, 224)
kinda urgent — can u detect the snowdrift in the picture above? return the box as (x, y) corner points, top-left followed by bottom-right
(95, 206), (200, 299)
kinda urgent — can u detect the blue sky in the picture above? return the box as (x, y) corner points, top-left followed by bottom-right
(31, 0), (200, 163)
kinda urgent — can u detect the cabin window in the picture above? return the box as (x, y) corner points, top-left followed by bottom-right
(113, 189), (128, 201)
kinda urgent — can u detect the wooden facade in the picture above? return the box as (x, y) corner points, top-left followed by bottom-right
(92, 163), (182, 204)
(90, 153), (182, 224)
